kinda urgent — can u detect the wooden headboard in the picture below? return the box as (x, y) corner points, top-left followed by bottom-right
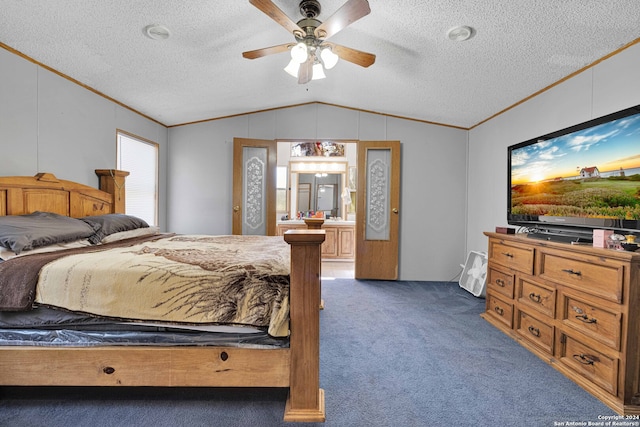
(0, 170), (128, 217)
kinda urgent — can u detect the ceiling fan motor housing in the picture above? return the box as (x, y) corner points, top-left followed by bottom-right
(295, 18), (322, 42)
(299, 0), (321, 18)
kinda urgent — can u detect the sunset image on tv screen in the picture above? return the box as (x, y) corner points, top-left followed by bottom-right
(510, 112), (640, 220)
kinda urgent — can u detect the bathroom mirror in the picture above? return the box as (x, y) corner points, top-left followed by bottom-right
(289, 160), (348, 219)
(295, 173), (341, 217)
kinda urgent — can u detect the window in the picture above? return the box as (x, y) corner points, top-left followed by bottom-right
(116, 131), (158, 226)
(276, 166), (288, 216)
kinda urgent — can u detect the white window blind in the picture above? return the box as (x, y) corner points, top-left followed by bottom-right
(276, 166), (288, 214)
(116, 132), (158, 226)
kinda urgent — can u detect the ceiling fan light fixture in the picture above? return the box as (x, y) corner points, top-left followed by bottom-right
(284, 59), (300, 77)
(320, 47), (339, 69)
(291, 42), (309, 63)
(311, 62), (326, 80)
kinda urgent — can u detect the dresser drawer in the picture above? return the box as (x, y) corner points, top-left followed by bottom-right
(558, 333), (618, 395)
(560, 293), (622, 350)
(486, 293), (514, 328)
(488, 240), (534, 275)
(516, 309), (554, 354)
(538, 250), (624, 303)
(487, 267), (515, 299)
(517, 278), (555, 318)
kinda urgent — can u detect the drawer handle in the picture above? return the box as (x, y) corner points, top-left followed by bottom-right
(575, 314), (597, 324)
(572, 353), (596, 365)
(561, 268), (582, 276)
(495, 278), (505, 287)
(494, 306), (504, 316)
(527, 326), (541, 337)
(501, 252), (514, 258)
(528, 293), (542, 303)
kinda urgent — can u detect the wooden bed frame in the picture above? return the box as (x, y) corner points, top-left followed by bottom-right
(0, 171), (326, 423)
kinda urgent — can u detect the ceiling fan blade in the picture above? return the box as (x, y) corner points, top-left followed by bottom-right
(327, 43), (376, 68)
(242, 43), (292, 60)
(298, 57), (313, 85)
(249, 0), (304, 36)
(298, 58), (313, 85)
(314, 0), (371, 40)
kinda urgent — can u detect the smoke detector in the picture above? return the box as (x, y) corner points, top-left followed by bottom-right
(144, 24), (171, 40)
(447, 26), (475, 42)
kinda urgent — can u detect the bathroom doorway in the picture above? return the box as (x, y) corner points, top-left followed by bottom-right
(277, 140), (356, 279)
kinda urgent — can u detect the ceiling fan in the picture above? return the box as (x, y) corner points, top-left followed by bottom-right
(243, 0), (376, 84)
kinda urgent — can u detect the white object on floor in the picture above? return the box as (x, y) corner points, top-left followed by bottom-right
(459, 251), (488, 297)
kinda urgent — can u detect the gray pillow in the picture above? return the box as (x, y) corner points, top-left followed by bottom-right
(80, 214), (149, 244)
(0, 211), (100, 255)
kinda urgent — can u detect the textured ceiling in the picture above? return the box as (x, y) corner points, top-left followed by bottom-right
(0, 1), (639, 129)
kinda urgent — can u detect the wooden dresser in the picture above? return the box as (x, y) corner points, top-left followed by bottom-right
(482, 232), (640, 415)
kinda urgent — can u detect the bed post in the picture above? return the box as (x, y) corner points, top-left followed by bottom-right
(283, 229), (326, 423)
(94, 169), (129, 214)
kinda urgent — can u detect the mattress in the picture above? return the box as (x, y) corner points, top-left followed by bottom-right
(0, 307), (287, 348)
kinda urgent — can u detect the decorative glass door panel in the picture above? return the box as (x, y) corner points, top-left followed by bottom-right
(242, 146), (267, 235)
(365, 148), (391, 241)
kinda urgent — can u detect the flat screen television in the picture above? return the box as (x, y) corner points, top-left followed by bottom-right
(508, 104), (640, 243)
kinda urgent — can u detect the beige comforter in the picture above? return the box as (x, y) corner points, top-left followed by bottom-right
(34, 235), (291, 337)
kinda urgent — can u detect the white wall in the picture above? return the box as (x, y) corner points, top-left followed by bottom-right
(466, 43), (640, 254)
(0, 48), (169, 229)
(1, 45), (469, 281)
(168, 104), (469, 281)
(7, 38), (638, 282)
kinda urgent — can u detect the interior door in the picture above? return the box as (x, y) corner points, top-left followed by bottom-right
(232, 137), (277, 235)
(355, 141), (401, 279)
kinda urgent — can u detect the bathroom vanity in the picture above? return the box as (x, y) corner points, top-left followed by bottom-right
(277, 220), (355, 260)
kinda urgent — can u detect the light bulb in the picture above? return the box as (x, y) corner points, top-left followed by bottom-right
(312, 62), (326, 80)
(284, 59), (299, 77)
(291, 43), (308, 64)
(320, 47), (339, 69)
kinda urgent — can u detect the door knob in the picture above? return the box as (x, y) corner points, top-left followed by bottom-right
(392, 208), (398, 214)
(233, 206), (240, 212)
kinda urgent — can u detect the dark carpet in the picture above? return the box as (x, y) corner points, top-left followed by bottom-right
(0, 280), (615, 426)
